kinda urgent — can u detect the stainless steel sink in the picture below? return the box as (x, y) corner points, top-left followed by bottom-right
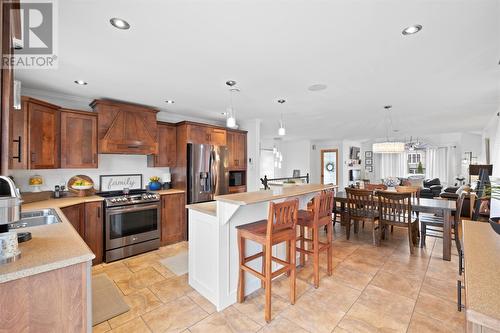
(9, 209), (62, 229)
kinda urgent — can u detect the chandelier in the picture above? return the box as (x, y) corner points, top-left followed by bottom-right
(372, 105), (405, 154)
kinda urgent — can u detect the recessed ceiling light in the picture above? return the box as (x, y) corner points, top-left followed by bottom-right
(308, 84), (328, 91)
(165, 100), (175, 104)
(74, 80), (87, 85)
(402, 24), (422, 35)
(226, 80), (237, 87)
(110, 18), (130, 30)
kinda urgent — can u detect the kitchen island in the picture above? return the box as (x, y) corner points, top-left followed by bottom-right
(186, 184), (334, 311)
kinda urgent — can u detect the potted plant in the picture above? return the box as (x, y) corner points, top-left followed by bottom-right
(149, 176), (161, 191)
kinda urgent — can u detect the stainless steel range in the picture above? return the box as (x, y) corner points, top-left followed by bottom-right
(98, 189), (160, 263)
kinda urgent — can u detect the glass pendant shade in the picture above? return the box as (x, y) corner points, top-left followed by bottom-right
(278, 126), (286, 136)
(372, 141), (405, 153)
(226, 116), (236, 128)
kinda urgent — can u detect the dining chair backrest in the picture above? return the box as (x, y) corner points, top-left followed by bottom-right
(395, 185), (421, 204)
(378, 191), (412, 225)
(455, 192), (466, 225)
(345, 187), (376, 219)
(365, 183), (387, 191)
(267, 198), (299, 235)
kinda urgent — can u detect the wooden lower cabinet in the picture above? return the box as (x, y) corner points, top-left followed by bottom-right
(160, 193), (186, 245)
(0, 262), (89, 332)
(61, 202), (103, 265)
(84, 201), (103, 265)
(229, 185), (246, 193)
(61, 204), (85, 237)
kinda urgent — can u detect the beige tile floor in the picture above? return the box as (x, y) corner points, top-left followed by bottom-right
(92, 223), (465, 333)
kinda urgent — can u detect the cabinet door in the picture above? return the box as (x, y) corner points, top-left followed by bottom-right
(161, 193), (186, 245)
(210, 128), (226, 146)
(84, 201), (103, 265)
(148, 123), (176, 167)
(236, 132), (247, 168)
(61, 204), (84, 237)
(187, 125), (209, 144)
(227, 131), (236, 169)
(28, 102), (60, 169)
(9, 99), (28, 169)
(60, 111), (98, 168)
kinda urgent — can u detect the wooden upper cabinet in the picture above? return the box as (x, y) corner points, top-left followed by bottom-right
(210, 128), (226, 146)
(186, 124), (226, 146)
(91, 99), (159, 155)
(9, 98), (28, 169)
(60, 110), (98, 168)
(148, 122), (177, 167)
(27, 98), (60, 169)
(227, 130), (247, 169)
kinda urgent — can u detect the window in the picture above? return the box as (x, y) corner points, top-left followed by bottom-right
(407, 151), (426, 174)
(408, 153), (421, 164)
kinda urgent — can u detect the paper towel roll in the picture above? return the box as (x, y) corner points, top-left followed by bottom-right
(161, 173), (171, 183)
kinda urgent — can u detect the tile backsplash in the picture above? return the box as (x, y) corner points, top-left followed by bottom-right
(8, 154), (170, 192)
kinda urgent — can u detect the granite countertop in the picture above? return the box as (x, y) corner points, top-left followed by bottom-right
(22, 195), (104, 211)
(462, 220), (500, 328)
(214, 184), (335, 205)
(0, 207), (95, 284)
(186, 201), (217, 216)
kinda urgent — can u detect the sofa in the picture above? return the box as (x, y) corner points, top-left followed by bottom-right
(420, 178), (443, 199)
(440, 185), (475, 218)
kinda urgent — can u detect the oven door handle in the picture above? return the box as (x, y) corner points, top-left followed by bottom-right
(106, 203), (160, 214)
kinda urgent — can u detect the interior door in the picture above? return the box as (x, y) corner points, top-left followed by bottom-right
(321, 149), (338, 186)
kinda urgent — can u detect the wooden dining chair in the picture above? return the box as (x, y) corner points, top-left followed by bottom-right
(296, 190), (334, 288)
(345, 188), (379, 245)
(420, 191), (466, 251)
(236, 199), (299, 323)
(395, 185), (421, 234)
(378, 191), (418, 254)
(365, 183), (387, 191)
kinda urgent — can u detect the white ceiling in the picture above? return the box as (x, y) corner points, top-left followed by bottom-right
(15, 0), (500, 141)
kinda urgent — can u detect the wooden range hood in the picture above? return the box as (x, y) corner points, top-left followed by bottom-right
(90, 99), (159, 155)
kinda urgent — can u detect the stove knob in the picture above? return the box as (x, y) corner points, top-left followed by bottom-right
(110, 198), (117, 203)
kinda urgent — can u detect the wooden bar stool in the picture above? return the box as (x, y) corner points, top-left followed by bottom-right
(296, 190), (334, 288)
(236, 199), (299, 323)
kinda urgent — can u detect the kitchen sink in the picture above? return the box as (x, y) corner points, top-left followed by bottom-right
(9, 209), (62, 229)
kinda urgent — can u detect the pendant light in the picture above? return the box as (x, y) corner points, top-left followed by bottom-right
(277, 99), (286, 136)
(225, 80), (238, 128)
(372, 105), (405, 154)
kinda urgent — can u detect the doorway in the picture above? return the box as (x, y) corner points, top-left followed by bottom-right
(320, 149), (338, 186)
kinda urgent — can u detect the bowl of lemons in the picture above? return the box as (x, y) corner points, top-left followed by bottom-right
(70, 178), (94, 190)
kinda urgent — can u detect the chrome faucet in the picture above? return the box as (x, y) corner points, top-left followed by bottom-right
(0, 176), (23, 226)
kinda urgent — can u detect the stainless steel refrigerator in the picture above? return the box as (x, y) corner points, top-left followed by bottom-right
(187, 143), (229, 204)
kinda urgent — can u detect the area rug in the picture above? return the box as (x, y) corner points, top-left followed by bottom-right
(159, 251), (188, 276)
(92, 274), (129, 326)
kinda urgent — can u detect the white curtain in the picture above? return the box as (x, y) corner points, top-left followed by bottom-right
(378, 152), (407, 180)
(426, 147), (456, 186)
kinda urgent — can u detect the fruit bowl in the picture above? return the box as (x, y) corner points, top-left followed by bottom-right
(72, 184), (93, 190)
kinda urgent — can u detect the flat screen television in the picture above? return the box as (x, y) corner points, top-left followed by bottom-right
(349, 169), (361, 181)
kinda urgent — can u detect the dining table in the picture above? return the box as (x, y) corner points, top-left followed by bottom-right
(334, 190), (456, 261)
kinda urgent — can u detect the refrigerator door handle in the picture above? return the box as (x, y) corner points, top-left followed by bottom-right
(210, 150), (217, 194)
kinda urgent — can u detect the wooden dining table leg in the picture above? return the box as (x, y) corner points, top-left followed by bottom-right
(443, 209), (452, 261)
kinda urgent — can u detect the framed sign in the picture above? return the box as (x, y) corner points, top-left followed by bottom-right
(366, 165), (373, 172)
(365, 159), (373, 165)
(365, 151), (373, 158)
(99, 174), (143, 191)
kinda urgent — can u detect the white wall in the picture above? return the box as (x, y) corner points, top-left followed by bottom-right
(281, 140), (311, 179)
(482, 110), (500, 216)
